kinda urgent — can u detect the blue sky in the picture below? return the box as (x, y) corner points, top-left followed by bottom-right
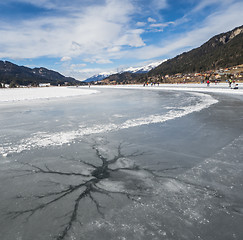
(0, 0), (243, 80)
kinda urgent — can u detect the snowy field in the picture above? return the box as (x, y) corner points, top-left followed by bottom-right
(0, 86), (98, 102)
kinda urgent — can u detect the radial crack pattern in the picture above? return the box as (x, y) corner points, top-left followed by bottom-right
(7, 142), (220, 240)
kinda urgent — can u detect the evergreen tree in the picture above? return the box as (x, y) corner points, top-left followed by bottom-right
(9, 81), (17, 88)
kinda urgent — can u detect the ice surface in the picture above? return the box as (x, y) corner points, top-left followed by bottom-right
(0, 85), (242, 240)
(80, 134), (243, 240)
(0, 92), (217, 156)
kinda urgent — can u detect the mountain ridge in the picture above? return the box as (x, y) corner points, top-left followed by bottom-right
(84, 60), (165, 82)
(1, 25), (242, 86)
(149, 25), (243, 77)
(0, 60), (80, 86)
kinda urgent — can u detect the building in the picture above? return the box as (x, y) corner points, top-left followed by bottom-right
(39, 83), (51, 87)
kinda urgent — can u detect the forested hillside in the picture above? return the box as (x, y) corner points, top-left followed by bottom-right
(149, 25), (243, 76)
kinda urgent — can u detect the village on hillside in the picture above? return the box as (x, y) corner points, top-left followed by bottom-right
(1, 65), (243, 88)
(148, 65), (243, 84)
(93, 64), (243, 85)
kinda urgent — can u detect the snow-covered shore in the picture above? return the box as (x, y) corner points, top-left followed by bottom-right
(0, 87), (99, 102)
(1, 83), (243, 103)
(94, 83), (243, 96)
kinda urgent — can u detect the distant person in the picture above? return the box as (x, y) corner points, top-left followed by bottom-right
(232, 84), (239, 89)
(229, 79), (232, 88)
(206, 80), (210, 87)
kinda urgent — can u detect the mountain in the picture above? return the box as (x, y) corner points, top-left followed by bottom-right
(84, 60), (164, 82)
(123, 60), (166, 74)
(101, 72), (147, 84)
(0, 60), (80, 86)
(84, 72), (115, 83)
(149, 25), (243, 77)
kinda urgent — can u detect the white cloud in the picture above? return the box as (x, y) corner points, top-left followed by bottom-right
(76, 68), (106, 74)
(0, 0), (144, 60)
(148, 21), (174, 32)
(191, 0), (235, 13)
(136, 22), (146, 27)
(63, 66), (116, 81)
(70, 63), (87, 69)
(1, 0), (242, 81)
(96, 59), (113, 64)
(151, 0), (167, 10)
(128, 1), (243, 60)
(3, 0), (105, 11)
(148, 17), (156, 23)
(82, 57), (113, 64)
(107, 46), (121, 53)
(116, 29), (145, 47)
(150, 23), (164, 28)
(61, 56), (72, 62)
(1, 0), (56, 10)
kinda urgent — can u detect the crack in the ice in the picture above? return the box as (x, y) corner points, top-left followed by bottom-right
(7, 143), (147, 240)
(7, 142), (224, 240)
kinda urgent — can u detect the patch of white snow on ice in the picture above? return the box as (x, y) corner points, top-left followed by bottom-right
(0, 87), (98, 102)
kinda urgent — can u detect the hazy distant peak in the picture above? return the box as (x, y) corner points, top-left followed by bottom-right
(84, 60), (166, 82)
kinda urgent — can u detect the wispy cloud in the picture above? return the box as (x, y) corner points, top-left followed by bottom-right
(149, 21), (174, 32)
(151, 0), (168, 10)
(148, 17), (156, 23)
(136, 22), (146, 27)
(61, 56), (72, 62)
(0, 0), (144, 61)
(64, 66), (116, 80)
(2, 0), (106, 11)
(191, 0), (235, 13)
(0, 0), (242, 80)
(126, 1), (243, 60)
(70, 63), (87, 69)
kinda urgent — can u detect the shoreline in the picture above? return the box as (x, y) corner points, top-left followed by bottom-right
(1, 83), (243, 103)
(90, 82), (243, 95)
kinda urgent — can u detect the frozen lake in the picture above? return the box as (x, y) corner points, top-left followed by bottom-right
(0, 86), (243, 240)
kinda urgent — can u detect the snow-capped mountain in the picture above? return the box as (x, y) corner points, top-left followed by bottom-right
(84, 60), (166, 82)
(84, 73), (111, 83)
(123, 60), (166, 74)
